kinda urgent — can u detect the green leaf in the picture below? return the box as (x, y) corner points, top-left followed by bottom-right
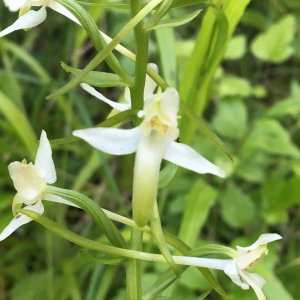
(45, 186), (128, 249)
(148, 9), (202, 30)
(244, 119), (300, 158)
(61, 62), (128, 87)
(251, 15), (296, 63)
(178, 180), (217, 248)
(0, 90), (37, 154)
(217, 76), (252, 97)
(158, 163), (178, 189)
(79, 251), (127, 265)
(219, 184), (255, 228)
(224, 35), (247, 60)
(212, 97), (247, 139)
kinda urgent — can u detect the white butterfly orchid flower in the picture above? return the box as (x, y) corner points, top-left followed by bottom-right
(0, 0), (78, 38)
(223, 233), (282, 300)
(73, 87), (225, 227)
(80, 63), (159, 112)
(0, 130), (78, 241)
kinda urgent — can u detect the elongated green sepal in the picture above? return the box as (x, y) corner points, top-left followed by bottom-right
(45, 186), (128, 249)
(79, 250), (127, 265)
(61, 62), (129, 87)
(147, 9), (202, 31)
(151, 202), (179, 276)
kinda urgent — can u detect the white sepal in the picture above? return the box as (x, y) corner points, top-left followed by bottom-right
(3, 0), (27, 12)
(73, 127), (140, 155)
(163, 141), (225, 177)
(43, 193), (80, 208)
(35, 130), (57, 184)
(80, 83), (131, 111)
(0, 6), (47, 38)
(0, 201), (44, 241)
(47, 0), (80, 24)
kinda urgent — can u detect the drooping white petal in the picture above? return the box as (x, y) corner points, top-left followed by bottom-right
(239, 270), (266, 300)
(35, 130), (57, 184)
(73, 127), (140, 155)
(0, 6), (47, 38)
(132, 133), (165, 227)
(249, 273), (266, 289)
(47, 0), (80, 25)
(80, 83), (131, 111)
(3, 0), (27, 11)
(0, 201), (44, 241)
(8, 162), (46, 202)
(43, 193), (80, 208)
(144, 63), (158, 100)
(236, 234), (282, 253)
(163, 141), (225, 177)
(224, 260), (249, 290)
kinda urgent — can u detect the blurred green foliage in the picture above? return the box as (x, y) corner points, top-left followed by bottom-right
(0, 0), (300, 299)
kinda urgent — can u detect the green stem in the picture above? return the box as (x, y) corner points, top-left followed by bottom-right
(130, 0), (149, 118)
(126, 228), (143, 300)
(47, 0), (164, 99)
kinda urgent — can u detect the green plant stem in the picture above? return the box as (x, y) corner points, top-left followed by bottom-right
(47, 0), (163, 99)
(127, 228), (143, 300)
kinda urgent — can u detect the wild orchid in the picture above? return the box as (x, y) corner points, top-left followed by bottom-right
(80, 63), (159, 112)
(73, 87), (225, 227)
(0, 0), (78, 38)
(0, 130), (77, 241)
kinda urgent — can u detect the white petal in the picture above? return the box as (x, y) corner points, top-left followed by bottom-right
(3, 0), (27, 11)
(35, 130), (57, 184)
(47, 0), (80, 25)
(239, 270), (266, 300)
(160, 87), (180, 126)
(132, 133), (166, 227)
(163, 141), (225, 177)
(8, 162), (46, 202)
(124, 87), (131, 104)
(80, 83), (131, 111)
(0, 201), (44, 241)
(0, 6), (47, 38)
(224, 260), (249, 290)
(249, 273), (266, 289)
(144, 63), (158, 99)
(43, 193), (80, 208)
(237, 234), (282, 252)
(73, 127), (140, 155)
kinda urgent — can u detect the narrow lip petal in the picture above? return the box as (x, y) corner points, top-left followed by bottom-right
(47, 0), (80, 25)
(0, 6), (47, 38)
(35, 130), (57, 184)
(43, 193), (80, 208)
(236, 233), (282, 252)
(163, 141), (226, 177)
(248, 273), (266, 289)
(73, 127), (140, 155)
(224, 260), (249, 290)
(0, 201), (44, 241)
(239, 270), (266, 300)
(80, 83), (131, 111)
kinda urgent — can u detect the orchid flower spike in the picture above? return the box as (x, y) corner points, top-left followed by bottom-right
(0, 0), (79, 38)
(0, 130), (78, 241)
(224, 234), (282, 300)
(73, 87), (225, 227)
(80, 63), (159, 112)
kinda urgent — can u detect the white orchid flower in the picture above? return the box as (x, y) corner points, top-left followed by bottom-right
(73, 87), (225, 226)
(0, 0), (78, 38)
(224, 233), (282, 300)
(0, 130), (78, 241)
(80, 63), (159, 112)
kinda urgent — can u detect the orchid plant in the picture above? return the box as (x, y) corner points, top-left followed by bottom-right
(0, 0), (284, 299)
